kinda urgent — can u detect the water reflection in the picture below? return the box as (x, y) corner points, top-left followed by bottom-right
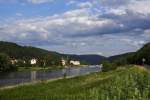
(0, 66), (102, 87)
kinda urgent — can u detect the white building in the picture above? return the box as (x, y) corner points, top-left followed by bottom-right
(61, 58), (66, 66)
(70, 60), (80, 66)
(11, 59), (18, 65)
(30, 59), (37, 65)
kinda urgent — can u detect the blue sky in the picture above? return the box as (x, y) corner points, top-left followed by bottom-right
(0, 0), (150, 57)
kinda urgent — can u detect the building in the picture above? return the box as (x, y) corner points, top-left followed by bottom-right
(61, 58), (66, 66)
(70, 60), (80, 66)
(23, 60), (26, 64)
(30, 59), (37, 65)
(10, 59), (18, 65)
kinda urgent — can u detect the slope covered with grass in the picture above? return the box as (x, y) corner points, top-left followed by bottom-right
(0, 66), (150, 100)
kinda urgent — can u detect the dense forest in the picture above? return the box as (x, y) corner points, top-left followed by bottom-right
(0, 41), (62, 71)
(0, 41), (61, 60)
(102, 43), (150, 71)
(114, 43), (150, 65)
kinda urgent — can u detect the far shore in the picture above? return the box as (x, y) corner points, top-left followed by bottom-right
(3, 65), (89, 72)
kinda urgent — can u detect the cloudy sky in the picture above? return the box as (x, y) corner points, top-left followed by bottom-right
(0, 0), (150, 57)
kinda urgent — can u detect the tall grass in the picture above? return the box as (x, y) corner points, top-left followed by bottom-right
(0, 66), (150, 100)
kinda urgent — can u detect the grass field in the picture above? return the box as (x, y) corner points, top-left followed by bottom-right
(0, 65), (150, 100)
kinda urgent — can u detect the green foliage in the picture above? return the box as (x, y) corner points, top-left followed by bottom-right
(108, 43), (150, 67)
(0, 41), (61, 67)
(102, 61), (117, 72)
(134, 43), (150, 65)
(0, 66), (149, 100)
(80, 60), (89, 65)
(0, 53), (16, 72)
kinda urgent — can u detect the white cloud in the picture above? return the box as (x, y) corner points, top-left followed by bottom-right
(128, 1), (150, 15)
(108, 7), (126, 15)
(144, 29), (150, 34)
(1, 0), (150, 56)
(0, 8), (113, 43)
(16, 13), (23, 16)
(27, 0), (53, 4)
(77, 2), (92, 8)
(141, 29), (150, 37)
(66, 0), (77, 5)
(63, 8), (90, 17)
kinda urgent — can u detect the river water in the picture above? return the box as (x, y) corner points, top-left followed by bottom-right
(0, 65), (102, 87)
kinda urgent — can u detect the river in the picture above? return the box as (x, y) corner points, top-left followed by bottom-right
(0, 65), (102, 87)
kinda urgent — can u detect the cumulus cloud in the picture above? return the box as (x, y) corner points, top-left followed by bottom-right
(0, 8), (109, 42)
(77, 2), (92, 8)
(127, 0), (150, 15)
(66, 0), (77, 5)
(0, 0), (150, 56)
(27, 0), (53, 4)
(0, 0), (54, 4)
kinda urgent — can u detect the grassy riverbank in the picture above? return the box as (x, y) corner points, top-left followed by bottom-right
(0, 65), (150, 100)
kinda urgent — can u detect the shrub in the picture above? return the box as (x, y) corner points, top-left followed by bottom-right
(0, 53), (16, 72)
(102, 61), (117, 72)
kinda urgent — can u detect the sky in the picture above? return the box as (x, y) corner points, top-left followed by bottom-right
(0, 0), (150, 57)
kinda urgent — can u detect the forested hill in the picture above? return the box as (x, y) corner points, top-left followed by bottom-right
(133, 43), (150, 64)
(108, 42), (150, 65)
(0, 41), (61, 60)
(63, 54), (106, 65)
(0, 41), (106, 65)
(108, 52), (135, 61)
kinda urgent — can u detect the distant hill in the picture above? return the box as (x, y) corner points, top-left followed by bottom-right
(133, 43), (150, 64)
(108, 52), (135, 61)
(107, 42), (150, 65)
(63, 54), (106, 65)
(0, 41), (61, 60)
(0, 41), (106, 65)
(1, 41), (149, 65)
(0, 41), (62, 66)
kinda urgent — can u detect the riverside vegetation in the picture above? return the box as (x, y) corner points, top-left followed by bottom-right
(0, 41), (150, 100)
(0, 65), (150, 100)
(0, 41), (105, 72)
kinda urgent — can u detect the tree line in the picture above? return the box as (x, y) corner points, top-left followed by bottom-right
(0, 41), (62, 72)
(102, 43), (150, 72)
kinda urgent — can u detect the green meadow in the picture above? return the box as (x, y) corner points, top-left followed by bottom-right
(0, 66), (150, 100)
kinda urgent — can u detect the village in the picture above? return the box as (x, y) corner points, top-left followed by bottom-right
(10, 57), (81, 67)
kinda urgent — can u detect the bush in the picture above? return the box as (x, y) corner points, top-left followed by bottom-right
(0, 53), (16, 72)
(102, 61), (117, 72)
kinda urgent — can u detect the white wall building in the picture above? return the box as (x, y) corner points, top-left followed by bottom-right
(11, 59), (18, 65)
(31, 59), (37, 65)
(61, 58), (66, 66)
(70, 60), (80, 66)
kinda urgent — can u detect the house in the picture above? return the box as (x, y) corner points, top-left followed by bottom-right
(11, 59), (18, 65)
(70, 60), (80, 66)
(61, 58), (66, 66)
(30, 59), (37, 65)
(23, 60), (26, 64)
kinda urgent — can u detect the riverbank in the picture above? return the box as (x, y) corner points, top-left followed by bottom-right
(0, 65), (101, 88)
(17, 65), (89, 72)
(17, 66), (62, 72)
(0, 65), (149, 100)
(0, 68), (97, 90)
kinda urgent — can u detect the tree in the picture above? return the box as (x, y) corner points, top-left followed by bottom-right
(114, 58), (128, 66)
(0, 53), (16, 72)
(102, 61), (117, 72)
